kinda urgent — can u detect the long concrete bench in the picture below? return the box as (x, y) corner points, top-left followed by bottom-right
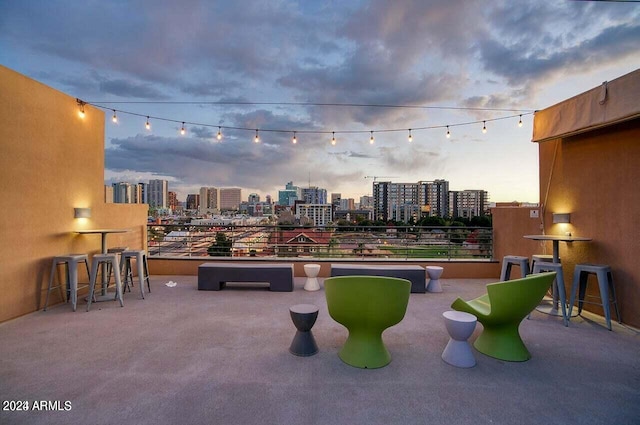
(198, 263), (294, 292)
(330, 264), (426, 293)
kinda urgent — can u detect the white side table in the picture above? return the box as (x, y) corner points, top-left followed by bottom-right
(442, 311), (477, 368)
(426, 266), (444, 293)
(303, 264), (321, 291)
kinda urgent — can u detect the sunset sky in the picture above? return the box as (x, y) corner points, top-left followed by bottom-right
(1, 0), (638, 203)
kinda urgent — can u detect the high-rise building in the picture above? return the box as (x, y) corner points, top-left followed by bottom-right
(186, 194), (200, 210)
(248, 193), (260, 204)
(220, 188), (242, 211)
(449, 189), (489, 218)
(340, 198), (355, 210)
(199, 187), (219, 214)
(168, 191), (178, 212)
(302, 187), (327, 204)
(148, 179), (168, 209)
(418, 179), (449, 217)
(278, 181), (300, 206)
(331, 193), (341, 209)
(373, 181), (418, 222)
(359, 195), (373, 209)
(265, 194), (272, 205)
(135, 182), (148, 204)
(113, 182), (133, 203)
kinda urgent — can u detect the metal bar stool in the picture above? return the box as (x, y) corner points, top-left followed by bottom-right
(86, 254), (124, 311)
(532, 262), (568, 326)
(122, 250), (151, 299)
(44, 254), (91, 312)
(500, 255), (530, 281)
(107, 247), (129, 291)
(531, 254), (559, 271)
(569, 264), (620, 330)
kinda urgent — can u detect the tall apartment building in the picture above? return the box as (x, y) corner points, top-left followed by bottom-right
(148, 179), (168, 209)
(186, 194), (200, 210)
(220, 188), (242, 211)
(302, 187), (327, 204)
(278, 181), (301, 206)
(373, 181), (419, 222)
(199, 187), (219, 214)
(331, 193), (341, 209)
(113, 182), (133, 203)
(340, 198), (355, 210)
(135, 182), (148, 204)
(418, 179), (449, 217)
(449, 189), (489, 218)
(359, 195), (373, 209)
(296, 204), (333, 227)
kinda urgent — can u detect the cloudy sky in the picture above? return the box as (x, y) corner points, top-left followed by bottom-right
(1, 1), (638, 203)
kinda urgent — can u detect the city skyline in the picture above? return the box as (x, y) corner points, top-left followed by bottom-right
(1, 1), (638, 203)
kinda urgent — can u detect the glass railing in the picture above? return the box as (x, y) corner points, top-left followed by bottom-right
(147, 224), (493, 260)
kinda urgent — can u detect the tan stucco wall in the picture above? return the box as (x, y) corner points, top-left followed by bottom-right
(537, 119), (640, 328)
(0, 65), (148, 322)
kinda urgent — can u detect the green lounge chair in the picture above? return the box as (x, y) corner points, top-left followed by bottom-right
(324, 276), (411, 369)
(451, 272), (557, 362)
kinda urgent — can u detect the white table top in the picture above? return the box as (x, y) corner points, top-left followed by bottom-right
(524, 234), (592, 242)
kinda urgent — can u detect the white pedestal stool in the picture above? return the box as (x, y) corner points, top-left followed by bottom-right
(303, 264), (321, 291)
(426, 266), (444, 293)
(442, 311), (477, 368)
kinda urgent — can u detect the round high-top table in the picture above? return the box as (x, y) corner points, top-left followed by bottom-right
(442, 311), (477, 368)
(289, 304), (319, 357)
(303, 264), (321, 291)
(524, 235), (592, 316)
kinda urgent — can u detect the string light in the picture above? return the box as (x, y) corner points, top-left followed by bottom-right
(112, 110), (118, 123)
(254, 129), (260, 143)
(84, 101), (535, 141)
(292, 132), (297, 144)
(76, 99), (85, 119)
(180, 122), (186, 135)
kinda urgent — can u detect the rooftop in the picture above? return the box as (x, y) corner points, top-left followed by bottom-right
(1, 275), (638, 425)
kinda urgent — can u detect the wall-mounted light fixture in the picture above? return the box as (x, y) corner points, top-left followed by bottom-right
(552, 213), (571, 224)
(74, 207), (91, 219)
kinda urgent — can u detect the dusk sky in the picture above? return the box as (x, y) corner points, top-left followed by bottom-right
(1, 1), (638, 203)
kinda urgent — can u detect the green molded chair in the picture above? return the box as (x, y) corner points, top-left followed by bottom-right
(324, 276), (411, 369)
(451, 272), (556, 362)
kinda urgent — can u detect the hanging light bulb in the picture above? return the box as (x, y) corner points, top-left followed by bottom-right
(217, 127), (222, 140)
(408, 129), (413, 143)
(331, 132), (336, 145)
(518, 115), (523, 127)
(292, 132), (297, 144)
(369, 131), (374, 144)
(446, 126), (451, 139)
(76, 99), (85, 119)
(482, 121), (487, 133)
(180, 122), (186, 135)
(145, 116), (151, 130)
(254, 129), (260, 143)
(112, 110), (118, 123)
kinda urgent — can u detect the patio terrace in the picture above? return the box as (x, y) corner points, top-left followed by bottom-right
(1, 275), (638, 425)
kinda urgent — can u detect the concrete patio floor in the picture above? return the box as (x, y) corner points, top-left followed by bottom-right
(1, 276), (638, 425)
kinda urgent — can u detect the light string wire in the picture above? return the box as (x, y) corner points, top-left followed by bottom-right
(82, 100), (535, 137)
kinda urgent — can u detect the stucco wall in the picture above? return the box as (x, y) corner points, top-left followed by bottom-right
(491, 206), (542, 280)
(0, 65), (148, 322)
(537, 119), (640, 328)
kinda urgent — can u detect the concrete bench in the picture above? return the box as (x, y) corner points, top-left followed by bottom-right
(198, 263), (294, 292)
(330, 264), (426, 293)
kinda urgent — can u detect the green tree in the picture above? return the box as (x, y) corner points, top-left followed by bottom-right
(207, 232), (232, 257)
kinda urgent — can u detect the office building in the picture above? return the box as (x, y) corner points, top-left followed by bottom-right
(295, 204), (333, 227)
(302, 187), (327, 204)
(220, 188), (242, 211)
(186, 194), (200, 210)
(199, 187), (219, 214)
(278, 181), (301, 206)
